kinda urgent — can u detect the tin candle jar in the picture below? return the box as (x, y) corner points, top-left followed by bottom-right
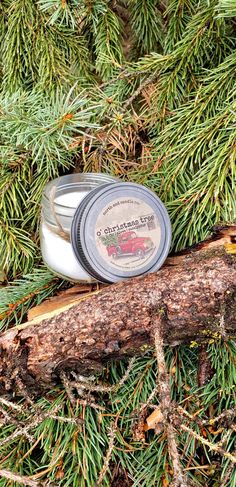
(40, 174), (172, 283)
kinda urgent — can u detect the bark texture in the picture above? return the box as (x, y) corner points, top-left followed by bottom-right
(0, 226), (235, 393)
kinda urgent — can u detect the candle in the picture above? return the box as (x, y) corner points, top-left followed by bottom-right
(40, 173), (118, 282)
(40, 190), (92, 281)
(40, 174), (171, 283)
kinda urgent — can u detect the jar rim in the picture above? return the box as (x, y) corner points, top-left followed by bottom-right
(42, 173), (119, 210)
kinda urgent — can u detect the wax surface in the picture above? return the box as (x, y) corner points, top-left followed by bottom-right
(41, 189), (92, 281)
(55, 191), (88, 208)
(41, 223), (93, 281)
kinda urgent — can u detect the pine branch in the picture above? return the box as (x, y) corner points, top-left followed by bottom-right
(132, 0), (234, 127)
(0, 88), (100, 275)
(0, 341), (235, 485)
(142, 73), (236, 249)
(92, 4), (124, 80)
(0, 268), (60, 331)
(216, 0), (236, 17)
(0, 153), (32, 220)
(2, 0), (92, 91)
(129, 0), (163, 55)
(0, 219), (36, 279)
(38, 0), (84, 28)
(164, 0), (196, 53)
(0, 88), (99, 172)
(0, 2), (236, 485)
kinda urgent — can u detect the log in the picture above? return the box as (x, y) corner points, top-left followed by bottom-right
(0, 225), (235, 393)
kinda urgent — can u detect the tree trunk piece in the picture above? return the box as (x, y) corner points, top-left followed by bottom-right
(0, 225), (235, 393)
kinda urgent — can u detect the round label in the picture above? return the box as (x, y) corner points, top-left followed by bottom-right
(95, 197), (161, 271)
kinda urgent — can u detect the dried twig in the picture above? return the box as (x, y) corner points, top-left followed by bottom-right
(220, 460), (236, 487)
(122, 71), (159, 111)
(153, 310), (188, 487)
(178, 405), (236, 429)
(61, 359), (135, 413)
(0, 397), (25, 412)
(139, 384), (159, 413)
(203, 407), (236, 426)
(0, 404), (82, 449)
(69, 357), (136, 394)
(0, 405), (20, 425)
(50, 414), (83, 425)
(113, 357), (136, 390)
(60, 371), (77, 404)
(15, 376), (35, 406)
(180, 424), (236, 463)
(0, 405), (34, 442)
(217, 429), (232, 448)
(218, 308), (227, 340)
(76, 398), (105, 411)
(94, 418), (118, 486)
(70, 378), (113, 393)
(61, 371), (105, 411)
(0, 469), (41, 487)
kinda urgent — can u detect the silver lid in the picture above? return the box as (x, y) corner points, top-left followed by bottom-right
(71, 182), (171, 283)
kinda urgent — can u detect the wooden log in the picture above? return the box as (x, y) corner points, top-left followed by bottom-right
(0, 225), (235, 393)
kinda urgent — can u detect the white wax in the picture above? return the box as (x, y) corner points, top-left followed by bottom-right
(41, 223), (93, 281)
(41, 190), (93, 282)
(55, 191), (88, 208)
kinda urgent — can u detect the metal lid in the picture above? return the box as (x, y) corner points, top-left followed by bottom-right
(71, 182), (171, 283)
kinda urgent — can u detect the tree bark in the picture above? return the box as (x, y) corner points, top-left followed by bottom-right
(0, 226), (235, 393)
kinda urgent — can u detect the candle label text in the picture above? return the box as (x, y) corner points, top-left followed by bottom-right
(95, 197), (161, 271)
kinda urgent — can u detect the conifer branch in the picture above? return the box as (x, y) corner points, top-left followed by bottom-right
(0, 1), (236, 484)
(0, 269), (60, 331)
(216, 0), (236, 17)
(129, 0), (163, 55)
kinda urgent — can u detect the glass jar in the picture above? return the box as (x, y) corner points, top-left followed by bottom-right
(40, 173), (118, 282)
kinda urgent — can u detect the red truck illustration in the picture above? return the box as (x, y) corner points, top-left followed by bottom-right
(106, 231), (154, 258)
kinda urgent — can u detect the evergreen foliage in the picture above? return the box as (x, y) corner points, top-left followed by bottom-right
(0, 268), (60, 331)
(0, 344), (235, 486)
(0, 0), (235, 485)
